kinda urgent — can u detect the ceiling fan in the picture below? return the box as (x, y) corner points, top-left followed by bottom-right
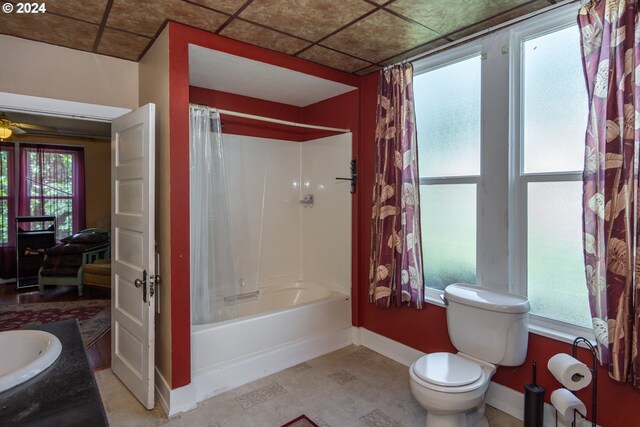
(0, 112), (57, 139)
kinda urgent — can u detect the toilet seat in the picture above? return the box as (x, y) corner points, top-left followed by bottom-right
(411, 352), (488, 394)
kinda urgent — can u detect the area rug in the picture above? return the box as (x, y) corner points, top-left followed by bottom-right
(0, 299), (110, 347)
(281, 415), (319, 427)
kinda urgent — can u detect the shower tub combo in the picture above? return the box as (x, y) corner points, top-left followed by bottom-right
(189, 110), (353, 404)
(191, 281), (351, 401)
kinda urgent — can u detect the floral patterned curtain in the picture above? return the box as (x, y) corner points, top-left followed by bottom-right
(369, 63), (424, 309)
(579, 0), (640, 386)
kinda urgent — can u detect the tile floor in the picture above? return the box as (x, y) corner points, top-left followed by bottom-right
(95, 345), (521, 427)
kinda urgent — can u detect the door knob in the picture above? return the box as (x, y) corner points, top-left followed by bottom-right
(134, 278), (143, 288)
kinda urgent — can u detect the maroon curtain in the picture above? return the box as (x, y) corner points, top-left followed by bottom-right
(18, 144), (85, 240)
(369, 63), (424, 308)
(0, 142), (15, 279)
(579, 0), (640, 386)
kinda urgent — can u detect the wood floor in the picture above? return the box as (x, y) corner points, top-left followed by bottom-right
(0, 282), (112, 371)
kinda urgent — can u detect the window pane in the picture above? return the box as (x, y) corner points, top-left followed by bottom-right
(523, 25), (587, 173)
(0, 151), (7, 197)
(420, 184), (476, 290)
(415, 55), (481, 177)
(527, 181), (591, 327)
(0, 200), (7, 244)
(28, 152), (74, 197)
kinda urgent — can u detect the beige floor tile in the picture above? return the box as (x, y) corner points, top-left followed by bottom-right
(95, 346), (522, 427)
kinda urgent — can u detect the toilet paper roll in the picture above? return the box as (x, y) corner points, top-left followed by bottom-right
(547, 353), (592, 391)
(551, 388), (587, 421)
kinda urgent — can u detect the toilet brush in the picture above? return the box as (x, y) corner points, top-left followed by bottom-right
(524, 361), (545, 427)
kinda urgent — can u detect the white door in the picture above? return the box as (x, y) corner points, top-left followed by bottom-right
(111, 103), (156, 409)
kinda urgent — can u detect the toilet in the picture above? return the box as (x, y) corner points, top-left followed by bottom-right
(409, 283), (530, 427)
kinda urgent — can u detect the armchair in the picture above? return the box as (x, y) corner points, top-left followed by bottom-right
(38, 229), (110, 296)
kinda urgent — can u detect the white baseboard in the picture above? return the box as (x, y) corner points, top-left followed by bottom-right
(192, 326), (353, 403)
(161, 325), (597, 427)
(352, 327), (599, 427)
(352, 327), (425, 366)
(154, 367), (197, 417)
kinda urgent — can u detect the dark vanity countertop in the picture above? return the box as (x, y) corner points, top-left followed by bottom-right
(0, 319), (109, 427)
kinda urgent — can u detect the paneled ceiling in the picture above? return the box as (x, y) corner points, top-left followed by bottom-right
(0, 0), (557, 75)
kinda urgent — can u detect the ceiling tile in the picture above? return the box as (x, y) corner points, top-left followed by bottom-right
(43, 0), (109, 24)
(186, 0), (248, 15)
(355, 65), (382, 76)
(448, 0), (552, 40)
(107, 0), (229, 38)
(97, 28), (151, 61)
(220, 19), (310, 55)
(297, 46), (371, 73)
(387, 0), (532, 36)
(239, 0), (375, 42)
(380, 37), (449, 65)
(0, 12), (98, 51)
(322, 10), (440, 64)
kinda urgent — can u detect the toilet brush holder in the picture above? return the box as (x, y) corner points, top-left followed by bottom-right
(524, 361), (545, 427)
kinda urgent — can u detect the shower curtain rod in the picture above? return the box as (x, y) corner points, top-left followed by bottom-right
(190, 103), (351, 133)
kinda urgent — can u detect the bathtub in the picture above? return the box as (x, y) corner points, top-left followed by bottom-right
(190, 281), (352, 402)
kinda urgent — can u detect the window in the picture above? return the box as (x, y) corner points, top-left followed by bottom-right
(21, 146), (81, 240)
(517, 23), (591, 328)
(413, 4), (593, 339)
(0, 143), (84, 243)
(0, 144), (13, 245)
(19, 145), (84, 240)
(414, 53), (481, 291)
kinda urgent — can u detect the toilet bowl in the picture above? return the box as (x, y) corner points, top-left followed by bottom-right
(408, 284), (530, 427)
(409, 352), (495, 427)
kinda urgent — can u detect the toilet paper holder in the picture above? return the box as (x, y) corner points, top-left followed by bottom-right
(553, 336), (598, 427)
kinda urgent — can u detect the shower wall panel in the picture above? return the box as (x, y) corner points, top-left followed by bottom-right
(223, 134), (301, 289)
(301, 134), (352, 294)
(221, 133), (352, 293)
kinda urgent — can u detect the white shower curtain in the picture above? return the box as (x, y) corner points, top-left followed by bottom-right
(190, 105), (237, 324)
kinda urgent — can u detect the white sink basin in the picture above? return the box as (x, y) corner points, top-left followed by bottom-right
(0, 330), (62, 393)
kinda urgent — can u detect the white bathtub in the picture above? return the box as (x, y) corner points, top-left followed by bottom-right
(190, 282), (352, 402)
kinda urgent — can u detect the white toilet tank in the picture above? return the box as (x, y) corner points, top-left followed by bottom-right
(444, 283), (530, 366)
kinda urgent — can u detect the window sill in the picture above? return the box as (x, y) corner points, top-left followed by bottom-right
(425, 289), (446, 308)
(424, 289), (596, 349)
(528, 318), (596, 349)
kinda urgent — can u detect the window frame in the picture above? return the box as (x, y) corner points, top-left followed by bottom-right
(413, 2), (594, 343)
(509, 4), (594, 341)
(414, 42), (483, 304)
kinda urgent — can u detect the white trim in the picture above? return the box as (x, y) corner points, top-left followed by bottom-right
(191, 327), (352, 405)
(353, 327), (425, 367)
(529, 316), (595, 347)
(413, 42), (483, 75)
(154, 367), (197, 417)
(0, 92), (130, 122)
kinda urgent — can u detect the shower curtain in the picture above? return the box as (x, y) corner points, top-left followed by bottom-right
(190, 105), (237, 324)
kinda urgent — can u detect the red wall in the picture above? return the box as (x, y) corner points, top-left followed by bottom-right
(357, 73), (640, 427)
(168, 21), (640, 427)
(190, 86), (305, 141)
(168, 22), (359, 389)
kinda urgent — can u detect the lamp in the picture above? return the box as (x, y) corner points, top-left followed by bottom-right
(0, 126), (12, 140)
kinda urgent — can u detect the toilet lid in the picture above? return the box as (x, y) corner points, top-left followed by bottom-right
(412, 353), (482, 387)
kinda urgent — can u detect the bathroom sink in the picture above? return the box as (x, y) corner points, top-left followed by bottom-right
(0, 330), (62, 393)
